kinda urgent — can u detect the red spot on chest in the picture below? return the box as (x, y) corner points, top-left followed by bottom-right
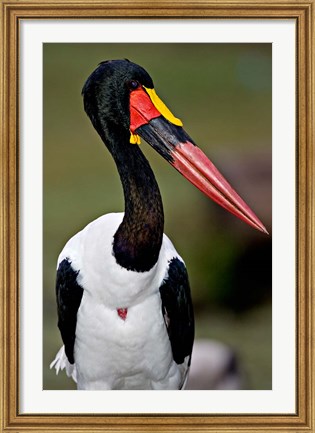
(117, 308), (128, 321)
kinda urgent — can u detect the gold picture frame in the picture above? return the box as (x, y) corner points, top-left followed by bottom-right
(0, 0), (314, 431)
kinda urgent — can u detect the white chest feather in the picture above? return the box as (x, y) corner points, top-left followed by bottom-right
(56, 213), (187, 389)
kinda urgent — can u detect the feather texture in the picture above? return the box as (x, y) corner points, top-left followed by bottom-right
(51, 213), (193, 389)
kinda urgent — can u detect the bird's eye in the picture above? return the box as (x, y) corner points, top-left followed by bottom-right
(128, 80), (139, 90)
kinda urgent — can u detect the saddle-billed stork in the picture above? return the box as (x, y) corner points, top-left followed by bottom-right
(50, 59), (267, 390)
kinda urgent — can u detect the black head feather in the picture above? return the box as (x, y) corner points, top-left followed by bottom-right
(82, 59), (154, 139)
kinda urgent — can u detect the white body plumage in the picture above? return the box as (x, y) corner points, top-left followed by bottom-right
(51, 212), (190, 390)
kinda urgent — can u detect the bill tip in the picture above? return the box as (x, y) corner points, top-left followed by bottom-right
(258, 225), (269, 235)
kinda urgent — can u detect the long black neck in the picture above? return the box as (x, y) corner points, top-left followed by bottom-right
(105, 128), (164, 272)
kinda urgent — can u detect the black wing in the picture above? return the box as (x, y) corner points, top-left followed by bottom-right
(159, 257), (194, 365)
(55, 258), (84, 364)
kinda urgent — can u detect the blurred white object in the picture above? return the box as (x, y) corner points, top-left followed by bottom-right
(186, 339), (243, 390)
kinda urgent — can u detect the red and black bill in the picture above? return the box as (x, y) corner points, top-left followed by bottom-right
(129, 85), (268, 234)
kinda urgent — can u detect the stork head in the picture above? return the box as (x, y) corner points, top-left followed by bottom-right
(82, 59), (268, 234)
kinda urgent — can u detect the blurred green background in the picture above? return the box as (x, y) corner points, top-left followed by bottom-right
(43, 43), (272, 390)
